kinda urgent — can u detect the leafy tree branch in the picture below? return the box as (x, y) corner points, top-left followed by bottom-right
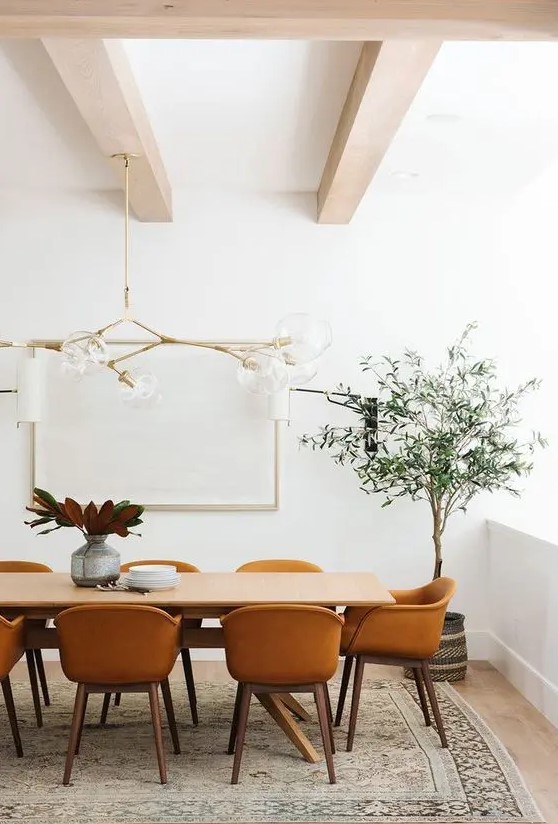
(300, 324), (545, 579)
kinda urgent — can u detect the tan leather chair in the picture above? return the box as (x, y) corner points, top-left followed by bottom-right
(55, 604), (181, 785)
(236, 559), (323, 573)
(236, 558), (335, 719)
(335, 577), (456, 750)
(0, 561), (52, 727)
(112, 559), (200, 725)
(0, 615), (25, 757)
(221, 604), (343, 784)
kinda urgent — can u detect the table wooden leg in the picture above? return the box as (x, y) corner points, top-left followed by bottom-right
(279, 693), (312, 721)
(256, 693), (321, 764)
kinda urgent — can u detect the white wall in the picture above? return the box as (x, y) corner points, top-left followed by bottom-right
(1, 182), (556, 650)
(487, 521), (558, 728)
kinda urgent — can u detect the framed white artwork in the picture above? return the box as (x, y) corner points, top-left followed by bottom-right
(31, 344), (279, 510)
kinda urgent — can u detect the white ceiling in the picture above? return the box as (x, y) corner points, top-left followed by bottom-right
(375, 41), (558, 196)
(1, 39), (558, 198)
(124, 39), (361, 192)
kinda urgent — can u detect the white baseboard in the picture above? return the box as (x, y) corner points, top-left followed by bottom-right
(488, 633), (558, 729)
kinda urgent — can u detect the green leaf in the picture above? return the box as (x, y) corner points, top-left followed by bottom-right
(34, 487), (61, 511)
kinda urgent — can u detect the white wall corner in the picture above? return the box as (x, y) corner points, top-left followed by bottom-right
(465, 630), (492, 661)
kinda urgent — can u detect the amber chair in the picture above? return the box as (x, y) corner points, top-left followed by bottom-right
(335, 577), (457, 751)
(236, 559), (323, 573)
(221, 604), (343, 784)
(0, 561), (52, 727)
(55, 604), (181, 785)
(112, 559), (200, 725)
(236, 558), (335, 721)
(0, 614), (25, 757)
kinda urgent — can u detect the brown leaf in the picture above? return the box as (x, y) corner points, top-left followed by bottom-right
(33, 494), (60, 516)
(83, 501), (98, 535)
(111, 523), (129, 538)
(26, 507), (54, 517)
(112, 505), (140, 525)
(64, 498), (84, 528)
(95, 500), (115, 534)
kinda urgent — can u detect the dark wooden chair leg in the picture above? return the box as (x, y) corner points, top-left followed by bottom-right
(324, 682), (333, 725)
(316, 686), (336, 754)
(114, 693), (121, 706)
(412, 666), (431, 726)
(315, 683), (336, 783)
(347, 655), (365, 752)
(231, 683), (251, 785)
(180, 648), (199, 726)
(34, 649), (50, 706)
(25, 649), (43, 728)
(421, 661), (448, 748)
(1, 675), (23, 757)
(335, 655), (353, 727)
(148, 683), (168, 784)
(100, 693), (111, 725)
(63, 684), (86, 785)
(161, 678), (181, 755)
(228, 681), (242, 754)
(75, 692), (89, 755)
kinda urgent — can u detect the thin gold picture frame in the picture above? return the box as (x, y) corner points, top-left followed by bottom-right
(29, 342), (281, 512)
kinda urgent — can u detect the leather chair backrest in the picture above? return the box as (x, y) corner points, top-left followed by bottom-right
(221, 604), (343, 684)
(345, 577), (457, 659)
(236, 559), (323, 573)
(0, 615), (24, 679)
(55, 604), (181, 685)
(0, 561), (52, 572)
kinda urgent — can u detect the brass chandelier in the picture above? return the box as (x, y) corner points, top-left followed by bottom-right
(0, 154), (331, 408)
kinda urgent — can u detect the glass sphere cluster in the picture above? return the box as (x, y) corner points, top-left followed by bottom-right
(60, 331), (108, 381)
(236, 313), (332, 395)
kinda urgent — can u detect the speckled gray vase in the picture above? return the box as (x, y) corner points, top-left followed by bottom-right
(70, 535), (120, 588)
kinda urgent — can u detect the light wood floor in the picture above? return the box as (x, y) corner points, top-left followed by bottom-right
(10, 660), (558, 824)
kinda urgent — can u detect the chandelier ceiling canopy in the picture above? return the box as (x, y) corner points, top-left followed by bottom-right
(1, 154), (331, 408)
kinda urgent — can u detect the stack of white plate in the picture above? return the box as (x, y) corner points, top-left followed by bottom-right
(122, 564), (181, 591)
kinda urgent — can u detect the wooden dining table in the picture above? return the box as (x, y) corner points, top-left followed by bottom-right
(0, 571), (394, 763)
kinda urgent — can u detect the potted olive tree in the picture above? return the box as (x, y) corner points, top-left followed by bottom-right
(301, 324), (544, 680)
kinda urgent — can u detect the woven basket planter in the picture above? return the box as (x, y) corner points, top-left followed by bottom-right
(405, 611), (468, 682)
(430, 611), (468, 681)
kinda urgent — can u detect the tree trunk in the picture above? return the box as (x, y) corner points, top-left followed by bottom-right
(432, 508), (443, 579)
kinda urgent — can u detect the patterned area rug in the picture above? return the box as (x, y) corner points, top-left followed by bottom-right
(0, 679), (542, 823)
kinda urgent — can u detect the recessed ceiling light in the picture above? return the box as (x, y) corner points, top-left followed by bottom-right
(426, 113), (462, 124)
(390, 171), (420, 181)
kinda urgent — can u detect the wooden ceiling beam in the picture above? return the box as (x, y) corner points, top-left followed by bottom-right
(42, 38), (172, 222)
(0, 1), (557, 39)
(317, 41), (440, 224)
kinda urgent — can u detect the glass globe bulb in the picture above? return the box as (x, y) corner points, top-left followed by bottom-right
(274, 313), (332, 364)
(60, 360), (85, 383)
(237, 351), (289, 395)
(288, 361), (319, 386)
(119, 368), (162, 409)
(61, 330), (108, 375)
